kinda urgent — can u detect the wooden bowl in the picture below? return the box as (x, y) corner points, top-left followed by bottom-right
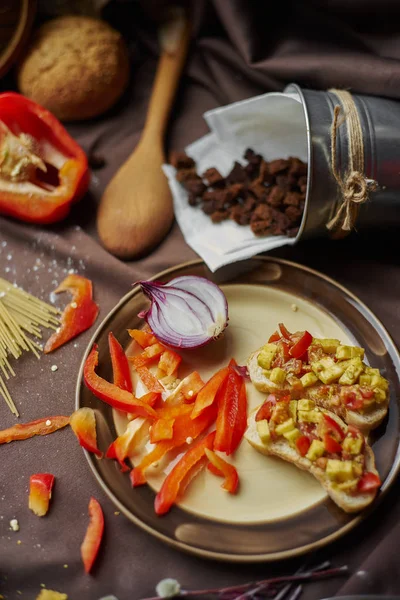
(0, 0), (36, 79)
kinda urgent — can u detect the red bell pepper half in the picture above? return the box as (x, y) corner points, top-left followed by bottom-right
(108, 332), (132, 392)
(0, 415), (69, 444)
(214, 366), (248, 455)
(81, 497), (104, 574)
(191, 367), (229, 419)
(83, 345), (159, 417)
(130, 403), (217, 486)
(154, 431), (216, 515)
(70, 408), (102, 458)
(44, 275), (99, 353)
(205, 449), (239, 494)
(29, 473), (55, 517)
(0, 92), (89, 224)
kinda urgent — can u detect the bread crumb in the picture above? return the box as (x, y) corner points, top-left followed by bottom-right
(114, 511), (120, 516)
(51, 365), (58, 372)
(291, 303), (298, 312)
(9, 518), (19, 531)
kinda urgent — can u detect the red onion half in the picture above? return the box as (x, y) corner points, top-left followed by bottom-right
(138, 276), (229, 349)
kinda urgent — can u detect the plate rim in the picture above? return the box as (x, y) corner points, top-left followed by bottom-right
(75, 256), (400, 563)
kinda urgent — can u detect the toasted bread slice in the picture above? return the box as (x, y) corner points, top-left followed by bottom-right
(245, 408), (380, 513)
(248, 348), (388, 433)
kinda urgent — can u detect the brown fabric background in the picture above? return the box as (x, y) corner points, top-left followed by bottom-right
(1, 1), (400, 597)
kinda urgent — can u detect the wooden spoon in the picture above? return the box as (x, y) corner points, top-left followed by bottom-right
(97, 11), (191, 259)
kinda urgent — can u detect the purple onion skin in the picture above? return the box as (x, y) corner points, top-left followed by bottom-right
(136, 277), (229, 350)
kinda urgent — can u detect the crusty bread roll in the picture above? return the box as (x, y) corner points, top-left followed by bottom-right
(17, 16), (130, 121)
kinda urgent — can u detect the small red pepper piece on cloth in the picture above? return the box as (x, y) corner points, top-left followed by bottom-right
(191, 366), (229, 419)
(83, 345), (159, 417)
(289, 331), (313, 359)
(44, 275), (99, 353)
(130, 404), (217, 486)
(214, 366), (247, 455)
(205, 449), (239, 494)
(357, 471), (381, 493)
(154, 431), (216, 515)
(0, 415), (69, 444)
(70, 408), (102, 458)
(108, 332), (132, 392)
(29, 473), (55, 517)
(81, 497), (104, 574)
(0, 92), (89, 224)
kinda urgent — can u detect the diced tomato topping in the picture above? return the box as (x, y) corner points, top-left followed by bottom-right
(283, 359), (303, 376)
(360, 387), (375, 399)
(323, 414), (345, 441)
(324, 433), (342, 454)
(289, 331), (313, 359)
(279, 323), (292, 340)
(268, 331), (281, 343)
(342, 389), (364, 410)
(296, 435), (311, 457)
(347, 424), (362, 438)
(255, 396), (276, 422)
(357, 472), (381, 493)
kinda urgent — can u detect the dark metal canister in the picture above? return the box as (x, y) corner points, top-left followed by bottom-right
(285, 83), (400, 239)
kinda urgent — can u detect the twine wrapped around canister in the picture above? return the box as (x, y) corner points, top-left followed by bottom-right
(326, 89), (378, 233)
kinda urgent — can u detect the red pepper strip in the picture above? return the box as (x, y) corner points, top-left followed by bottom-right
(279, 323), (292, 340)
(165, 371), (205, 405)
(204, 449), (239, 494)
(229, 378), (248, 453)
(106, 419), (149, 472)
(83, 346), (159, 417)
(156, 404), (193, 419)
(158, 348), (182, 377)
(296, 435), (311, 457)
(207, 462), (223, 477)
(191, 367), (229, 420)
(214, 367), (243, 455)
(324, 433), (342, 454)
(129, 343), (165, 369)
(70, 408), (102, 458)
(150, 418), (175, 443)
(108, 332), (132, 392)
(154, 431), (216, 515)
(130, 404), (217, 486)
(357, 472), (381, 493)
(322, 414), (345, 441)
(135, 365), (164, 393)
(81, 497), (104, 574)
(29, 473), (55, 517)
(268, 330), (281, 343)
(0, 92), (89, 224)
(44, 275), (99, 353)
(128, 328), (157, 348)
(289, 331), (313, 359)
(0, 415), (69, 444)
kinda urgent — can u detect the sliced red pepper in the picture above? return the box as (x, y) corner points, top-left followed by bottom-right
(296, 435), (311, 457)
(230, 378), (248, 453)
(135, 365), (164, 393)
(214, 366), (247, 455)
(44, 275), (99, 353)
(154, 431), (216, 515)
(204, 449), (239, 494)
(357, 471), (381, 493)
(158, 348), (182, 376)
(279, 323), (292, 340)
(83, 346), (159, 417)
(166, 371), (205, 405)
(191, 367), (229, 419)
(130, 404), (217, 486)
(29, 473), (55, 517)
(268, 330), (281, 343)
(324, 433), (342, 454)
(0, 92), (89, 224)
(322, 414), (345, 441)
(156, 404), (193, 419)
(108, 332), (132, 393)
(150, 418), (175, 443)
(81, 497), (104, 574)
(289, 331), (313, 359)
(129, 343), (165, 369)
(106, 419), (149, 472)
(70, 408), (102, 458)
(207, 462), (223, 477)
(128, 328), (157, 348)
(0, 415), (69, 444)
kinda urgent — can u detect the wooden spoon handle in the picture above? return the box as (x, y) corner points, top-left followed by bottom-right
(142, 12), (191, 141)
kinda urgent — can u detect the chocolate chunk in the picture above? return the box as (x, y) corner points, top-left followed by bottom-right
(184, 178), (206, 197)
(288, 157), (307, 177)
(211, 210), (230, 223)
(252, 204), (272, 223)
(267, 186), (285, 207)
(230, 205), (251, 225)
(285, 205), (303, 223)
(268, 158), (289, 175)
(275, 174), (291, 193)
(202, 202), (215, 215)
(259, 159), (273, 184)
(170, 151), (195, 170)
(298, 175), (308, 193)
(228, 183), (245, 201)
(251, 220), (271, 235)
(202, 167), (225, 187)
(176, 168), (199, 183)
(226, 161), (248, 185)
(283, 192), (302, 207)
(249, 179), (268, 201)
